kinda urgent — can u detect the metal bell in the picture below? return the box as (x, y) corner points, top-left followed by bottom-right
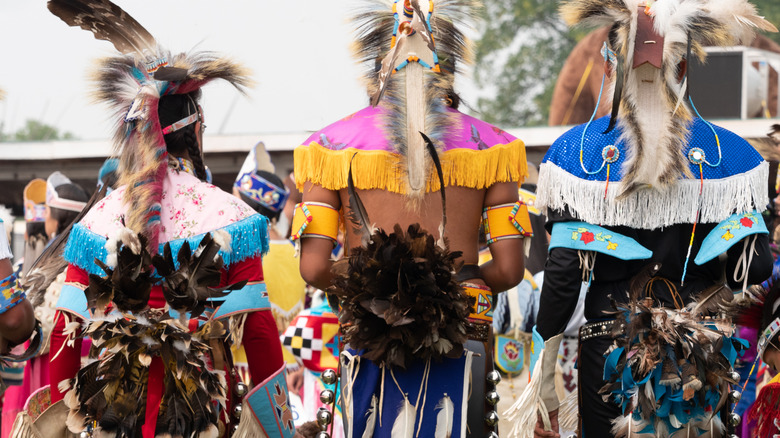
(322, 369), (338, 385)
(232, 403), (243, 418)
(315, 432), (331, 438)
(485, 410), (500, 426)
(486, 370), (501, 385)
(728, 390), (741, 403)
(79, 432), (90, 438)
(320, 389), (335, 405)
(487, 432), (500, 438)
(485, 390), (500, 405)
(728, 371), (741, 382)
(728, 412), (741, 427)
(235, 382), (249, 398)
(317, 408), (333, 427)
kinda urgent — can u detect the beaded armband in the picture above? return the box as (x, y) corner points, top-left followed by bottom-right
(0, 274), (26, 315)
(482, 201), (533, 245)
(291, 202), (339, 244)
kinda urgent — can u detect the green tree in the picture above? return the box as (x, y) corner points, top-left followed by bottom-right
(0, 119), (76, 142)
(472, 0), (578, 127)
(754, 0), (780, 45)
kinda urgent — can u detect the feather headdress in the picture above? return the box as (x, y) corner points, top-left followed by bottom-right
(48, 0), (251, 252)
(560, 0), (777, 197)
(352, 0), (478, 203)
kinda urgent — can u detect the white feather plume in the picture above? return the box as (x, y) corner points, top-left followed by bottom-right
(391, 397), (416, 438)
(434, 394), (454, 438)
(363, 395), (379, 438)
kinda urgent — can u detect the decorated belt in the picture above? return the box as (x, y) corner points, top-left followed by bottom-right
(579, 319), (621, 341)
(463, 283), (493, 342)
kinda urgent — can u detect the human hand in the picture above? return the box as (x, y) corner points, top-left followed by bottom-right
(534, 408), (560, 438)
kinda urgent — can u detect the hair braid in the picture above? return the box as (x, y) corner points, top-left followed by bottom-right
(186, 128), (208, 181)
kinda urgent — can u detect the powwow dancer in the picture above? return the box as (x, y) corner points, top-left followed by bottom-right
(36, 1), (292, 436)
(741, 279), (780, 437)
(507, 0), (778, 437)
(293, 1), (529, 436)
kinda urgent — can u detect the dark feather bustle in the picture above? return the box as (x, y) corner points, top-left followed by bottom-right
(331, 224), (469, 368)
(62, 231), (236, 437)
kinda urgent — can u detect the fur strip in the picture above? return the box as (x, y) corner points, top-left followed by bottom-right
(537, 160), (768, 230)
(502, 351), (549, 438)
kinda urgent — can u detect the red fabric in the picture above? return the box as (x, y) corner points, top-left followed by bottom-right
(226, 255), (264, 283)
(64, 264), (89, 285)
(50, 263), (88, 403)
(141, 357), (165, 438)
(225, 256), (282, 384)
(243, 310), (284, 383)
(49, 310), (82, 403)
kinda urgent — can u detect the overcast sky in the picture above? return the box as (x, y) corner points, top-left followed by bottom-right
(0, 1), (483, 141)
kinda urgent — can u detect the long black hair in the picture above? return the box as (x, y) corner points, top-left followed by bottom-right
(158, 91), (208, 181)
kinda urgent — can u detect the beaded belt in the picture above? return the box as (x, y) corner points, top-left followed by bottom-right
(579, 319), (620, 341)
(462, 283), (493, 342)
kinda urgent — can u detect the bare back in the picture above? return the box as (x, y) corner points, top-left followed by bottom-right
(339, 186), (485, 264)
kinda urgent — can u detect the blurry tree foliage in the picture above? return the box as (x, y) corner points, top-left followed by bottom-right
(472, 0), (579, 127)
(753, 0), (780, 45)
(0, 119), (76, 142)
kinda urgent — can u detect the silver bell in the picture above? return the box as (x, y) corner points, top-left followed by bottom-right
(79, 432), (91, 438)
(485, 410), (500, 426)
(315, 432), (331, 438)
(320, 389), (335, 405)
(728, 371), (741, 382)
(317, 408), (333, 427)
(485, 390), (500, 406)
(728, 412), (741, 427)
(233, 403), (243, 418)
(322, 369), (338, 385)
(235, 382), (249, 398)
(486, 370), (501, 385)
(487, 432), (500, 438)
(728, 390), (741, 403)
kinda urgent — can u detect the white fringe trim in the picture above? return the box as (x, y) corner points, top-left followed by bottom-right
(537, 161), (768, 230)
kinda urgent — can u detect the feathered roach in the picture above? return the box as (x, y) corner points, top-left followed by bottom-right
(48, 0), (251, 252)
(352, 0), (478, 204)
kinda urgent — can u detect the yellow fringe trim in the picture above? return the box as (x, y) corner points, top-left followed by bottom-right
(294, 139), (528, 194)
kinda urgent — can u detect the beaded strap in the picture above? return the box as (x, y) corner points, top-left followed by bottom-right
(0, 274), (26, 315)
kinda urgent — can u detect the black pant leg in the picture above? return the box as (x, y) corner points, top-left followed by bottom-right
(579, 335), (622, 437)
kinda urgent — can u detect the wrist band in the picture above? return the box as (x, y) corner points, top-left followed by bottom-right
(482, 201), (533, 245)
(0, 274), (26, 315)
(291, 202), (339, 244)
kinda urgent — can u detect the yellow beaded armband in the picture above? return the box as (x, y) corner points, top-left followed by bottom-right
(482, 201), (533, 245)
(291, 202), (339, 244)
